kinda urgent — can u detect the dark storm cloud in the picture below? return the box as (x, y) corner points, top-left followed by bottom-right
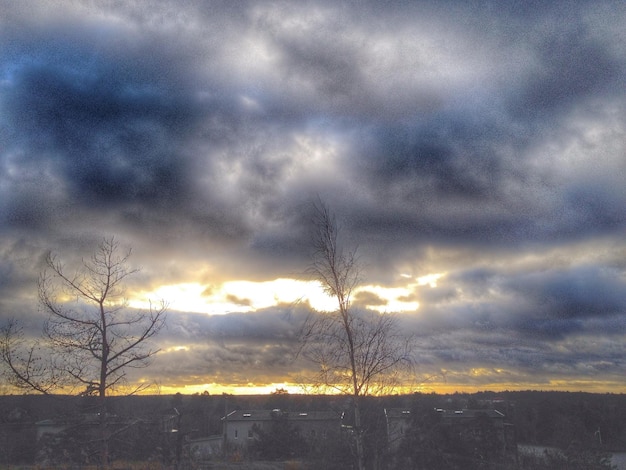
(0, 6), (285, 247)
(2, 29), (204, 208)
(509, 266), (626, 321)
(362, 117), (504, 199)
(423, 263), (626, 338)
(510, 23), (621, 118)
(7, 66), (191, 201)
(350, 88), (624, 249)
(157, 306), (304, 345)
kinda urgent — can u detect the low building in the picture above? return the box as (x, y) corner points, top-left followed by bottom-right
(222, 409), (344, 453)
(385, 407), (516, 459)
(439, 408), (516, 461)
(384, 408), (412, 451)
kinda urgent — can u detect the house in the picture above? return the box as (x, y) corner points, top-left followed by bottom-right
(385, 407), (516, 459)
(439, 409), (516, 459)
(439, 408), (505, 420)
(384, 408), (412, 451)
(35, 414), (106, 440)
(222, 409), (344, 452)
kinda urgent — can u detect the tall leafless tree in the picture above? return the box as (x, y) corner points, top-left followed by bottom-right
(300, 202), (413, 470)
(0, 237), (167, 464)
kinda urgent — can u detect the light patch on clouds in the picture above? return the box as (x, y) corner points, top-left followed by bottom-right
(357, 285), (420, 313)
(131, 279), (339, 314)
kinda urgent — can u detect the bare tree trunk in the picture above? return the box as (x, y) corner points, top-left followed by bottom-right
(353, 394), (365, 470)
(99, 398), (109, 468)
(341, 293), (366, 470)
(99, 300), (109, 466)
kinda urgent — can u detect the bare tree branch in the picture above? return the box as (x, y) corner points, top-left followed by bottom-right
(0, 318), (72, 394)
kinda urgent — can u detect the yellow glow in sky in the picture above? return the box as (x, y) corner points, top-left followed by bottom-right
(358, 284), (420, 313)
(130, 273), (446, 315)
(416, 273), (444, 287)
(157, 382), (304, 396)
(130, 279), (337, 314)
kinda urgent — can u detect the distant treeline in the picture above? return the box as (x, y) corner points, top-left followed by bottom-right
(495, 390), (626, 451)
(403, 390), (626, 452)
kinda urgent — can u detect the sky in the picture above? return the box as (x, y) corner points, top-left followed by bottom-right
(1, 0), (625, 395)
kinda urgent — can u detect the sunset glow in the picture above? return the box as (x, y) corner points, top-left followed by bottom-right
(130, 275), (440, 316)
(130, 279), (340, 314)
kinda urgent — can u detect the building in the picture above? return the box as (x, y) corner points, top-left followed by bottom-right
(222, 409), (344, 453)
(384, 408), (412, 451)
(439, 408), (516, 461)
(385, 407), (516, 459)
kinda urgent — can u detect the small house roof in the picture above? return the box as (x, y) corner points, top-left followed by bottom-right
(440, 409), (505, 419)
(222, 409), (342, 422)
(384, 408), (412, 419)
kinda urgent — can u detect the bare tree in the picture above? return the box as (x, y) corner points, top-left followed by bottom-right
(1, 237), (167, 464)
(300, 202), (413, 470)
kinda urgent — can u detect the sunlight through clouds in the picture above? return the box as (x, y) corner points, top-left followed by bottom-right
(130, 279), (339, 314)
(357, 285), (420, 313)
(131, 276), (444, 315)
(416, 273), (445, 288)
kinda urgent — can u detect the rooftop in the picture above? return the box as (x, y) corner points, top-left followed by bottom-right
(223, 409), (343, 422)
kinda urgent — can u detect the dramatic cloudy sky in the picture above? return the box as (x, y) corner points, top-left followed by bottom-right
(1, 0), (625, 395)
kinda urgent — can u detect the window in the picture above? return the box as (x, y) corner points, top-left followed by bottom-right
(248, 429), (254, 439)
(234, 429), (238, 439)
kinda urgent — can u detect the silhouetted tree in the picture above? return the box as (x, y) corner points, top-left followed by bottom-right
(265, 387), (291, 410)
(0, 237), (167, 465)
(299, 201), (413, 470)
(250, 410), (308, 460)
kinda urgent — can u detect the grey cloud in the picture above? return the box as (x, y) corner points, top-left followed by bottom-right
(141, 303), (626, 388)
(149, 307), (308, 386)
(1, 14), (267, 244)
(394, 259), (626, 382)
(161, 307), (304, 344)
(407, 322), (626, 384)
(354, 290), (386, 307)
(507, 266), (626, 321)
(510, 23), (623, 119)
(4, 55), (195, 197)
